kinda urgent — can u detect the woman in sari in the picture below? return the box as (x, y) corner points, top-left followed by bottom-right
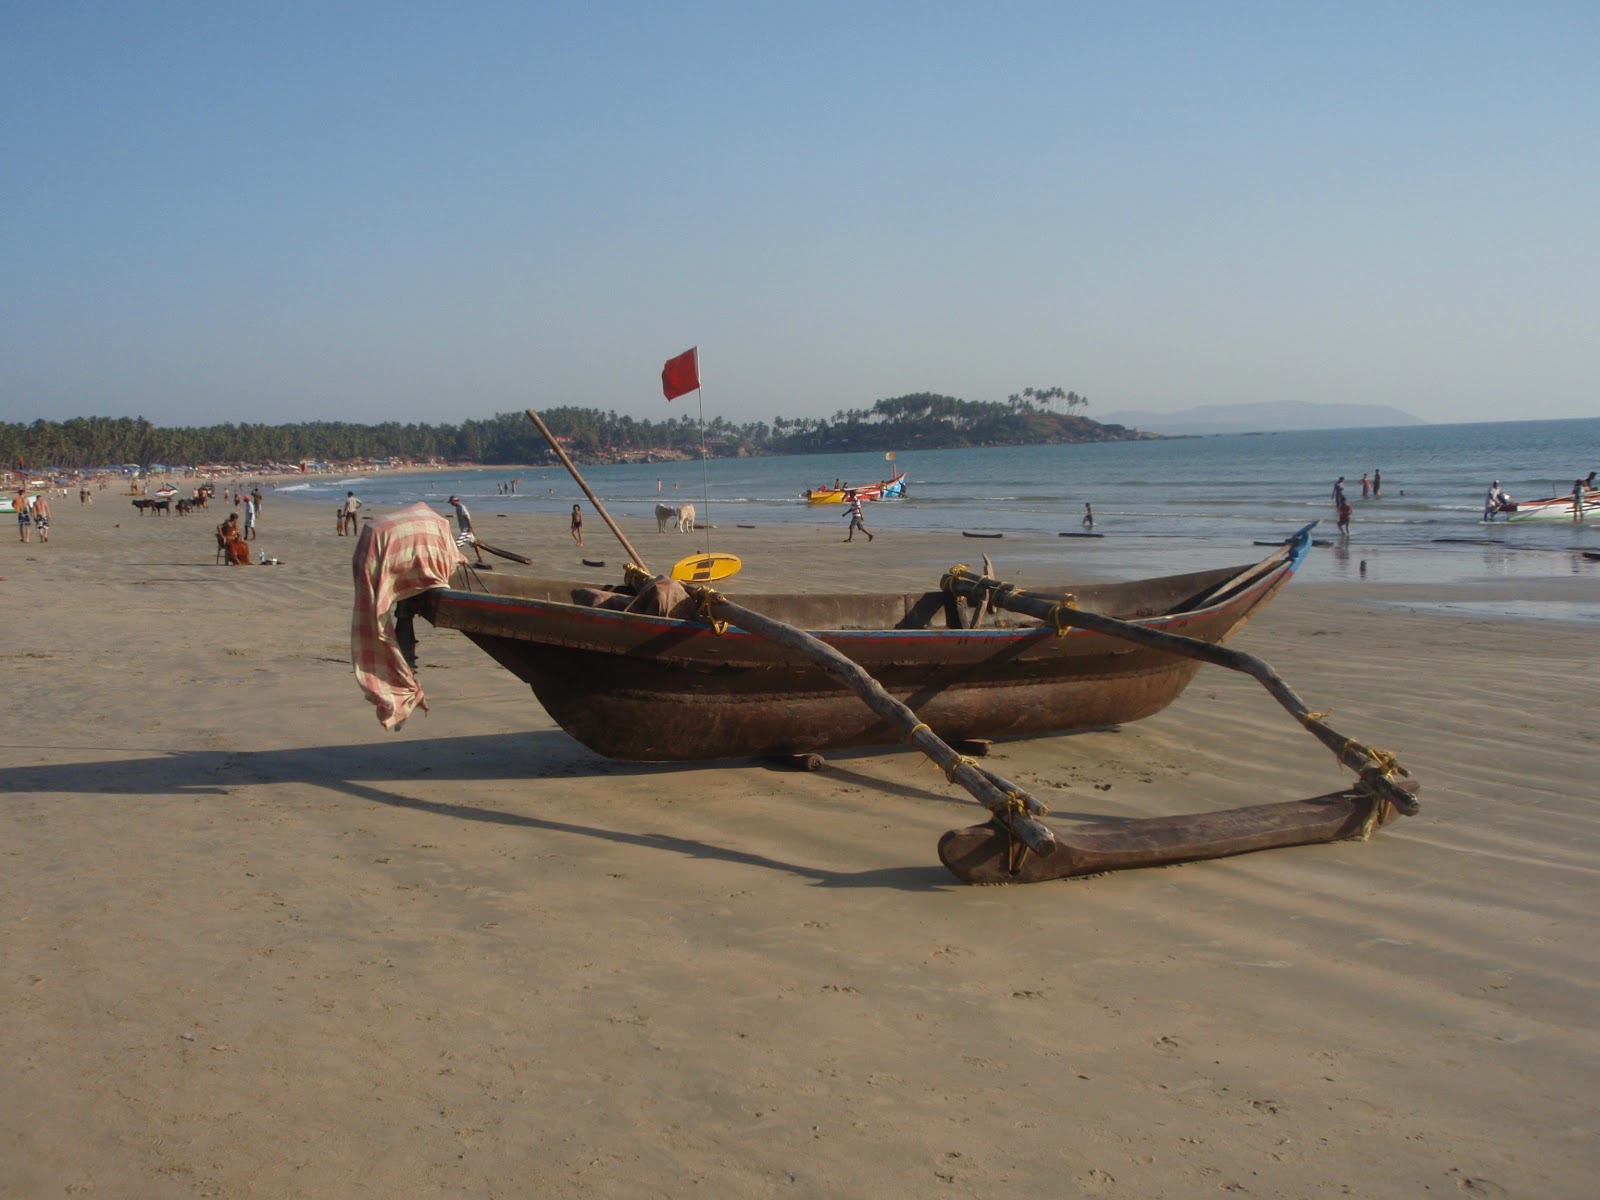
(218, 512), (251, 565)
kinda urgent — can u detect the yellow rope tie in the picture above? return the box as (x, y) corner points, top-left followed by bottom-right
(695, 590), (728, 636)
(943, 754), (981, 783)
(906, 722), (931, 744)
(1299, 710), (1328, 726)
(1360, 746), (1409, 779)
(1356, 795), (1386, 841)
(987, 791), (1031, 819)
(1047, 593), (1078, 636)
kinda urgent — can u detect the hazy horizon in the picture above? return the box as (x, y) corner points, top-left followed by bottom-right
(5, 5), (1595, 429)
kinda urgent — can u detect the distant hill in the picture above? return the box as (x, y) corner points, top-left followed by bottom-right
(1098, 401), (1425, 436)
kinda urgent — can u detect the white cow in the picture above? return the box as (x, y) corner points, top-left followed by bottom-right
(655, 502), (696, 533)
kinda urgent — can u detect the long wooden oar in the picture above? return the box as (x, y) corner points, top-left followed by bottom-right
(475, 539), (533, 565)
(693, 588), (1056, 852)
(525, 408), (652, 569)
(523, 406), (1058, 855)
(940, 565), (1419, 817)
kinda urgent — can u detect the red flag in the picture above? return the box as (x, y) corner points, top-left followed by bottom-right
(661, 347), (699, 401)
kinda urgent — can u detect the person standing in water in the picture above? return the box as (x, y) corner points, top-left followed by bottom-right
(1082, 503), (1094, 528)
(1483, 481), (1503, 522)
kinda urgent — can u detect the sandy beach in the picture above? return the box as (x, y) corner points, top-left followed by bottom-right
(3, 491), (1596, 1198)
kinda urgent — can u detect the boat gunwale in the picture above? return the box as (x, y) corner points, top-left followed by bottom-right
(419, 549), (1297, 649)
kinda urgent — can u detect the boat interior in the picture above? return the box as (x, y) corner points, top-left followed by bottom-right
(439, 550), (1288, 633)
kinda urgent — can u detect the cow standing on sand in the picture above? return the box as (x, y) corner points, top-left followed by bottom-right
(655, 502), (695, 533)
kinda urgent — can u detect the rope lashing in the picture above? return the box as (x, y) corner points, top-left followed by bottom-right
(694, 589), (728, 636)
(1360, 746), (1410, 779)
(987, 791), (1033, 820)
(945, 755), (982, 784)
(1357, 794), (1387, 841)
(1334, 739), (1409, 781)
(1046, 593), (1079, 636)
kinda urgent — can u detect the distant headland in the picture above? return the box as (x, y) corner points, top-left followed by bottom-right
(3, 389), (1156, 471)
(1098, 400), (1425, 436)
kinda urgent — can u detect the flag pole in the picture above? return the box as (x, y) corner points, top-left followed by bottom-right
(694, 380), (710, 553)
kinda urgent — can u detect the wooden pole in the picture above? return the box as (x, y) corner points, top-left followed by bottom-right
(525, 408), (652, 572)
(702, 591), (1056, 853)
(940, 568), (1419, 817)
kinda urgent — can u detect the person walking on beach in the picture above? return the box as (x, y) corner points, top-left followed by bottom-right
(843, 493), (873, 542)
(341, 491), (362, 536)
(31, 493), (50, 542)
(242, 495), (257, 540)
(1337, 498), (1352, 536)
(15, 490), (31, 542)
(570, 504), (584, 546)
(448, 496), (485, 563)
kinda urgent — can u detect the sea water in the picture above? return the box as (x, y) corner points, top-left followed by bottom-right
(271, 417), (1599, 589)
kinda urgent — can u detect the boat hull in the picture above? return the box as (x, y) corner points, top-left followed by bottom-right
(414, 550), (1300, 761)
(1501, 490), (1596, 521)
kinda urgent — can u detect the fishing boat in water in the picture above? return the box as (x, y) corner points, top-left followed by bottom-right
(1492, 482), (1597, 521)
(803, 470), (907, 504)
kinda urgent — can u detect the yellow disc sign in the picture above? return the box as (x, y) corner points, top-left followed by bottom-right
(670, 552), (743, 583)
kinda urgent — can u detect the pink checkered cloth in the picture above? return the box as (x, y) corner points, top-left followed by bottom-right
(351, 503), (467, 729)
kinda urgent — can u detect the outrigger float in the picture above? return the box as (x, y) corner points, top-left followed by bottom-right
(352, 409), (1417, 885)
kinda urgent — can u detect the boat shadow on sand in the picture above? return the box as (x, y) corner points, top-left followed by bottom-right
(0, 730), (1133, 891)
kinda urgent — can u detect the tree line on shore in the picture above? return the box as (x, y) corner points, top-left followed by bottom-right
(5, 389), (1149, 471)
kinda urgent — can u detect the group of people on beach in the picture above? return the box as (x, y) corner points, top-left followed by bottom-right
(1330, 469), (1381, 535)
(13, 488), (51, 543)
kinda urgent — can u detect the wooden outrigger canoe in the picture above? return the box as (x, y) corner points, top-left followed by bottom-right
(408, 538), (1305, 763)
(356, 408), (1418, 884)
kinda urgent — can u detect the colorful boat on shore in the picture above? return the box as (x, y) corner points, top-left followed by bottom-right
(803, 470), (907, 504)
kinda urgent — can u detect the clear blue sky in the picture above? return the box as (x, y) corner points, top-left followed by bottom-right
(4, 2), (1595, 428)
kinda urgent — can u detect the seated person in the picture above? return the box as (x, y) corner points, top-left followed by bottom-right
(217, 512), (251, 565)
